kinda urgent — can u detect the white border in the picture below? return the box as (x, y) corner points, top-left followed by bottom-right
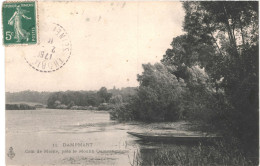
(0, 0), (6, 165)
(0, 1), (259, 166)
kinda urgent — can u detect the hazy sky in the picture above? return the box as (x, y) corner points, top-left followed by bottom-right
(5, 1), (185, 92)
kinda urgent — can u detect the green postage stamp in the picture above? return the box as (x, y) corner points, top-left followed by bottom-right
(2, 1), (37, 45)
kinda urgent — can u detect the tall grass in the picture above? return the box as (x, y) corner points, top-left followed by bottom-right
(129, 141), (257, 166)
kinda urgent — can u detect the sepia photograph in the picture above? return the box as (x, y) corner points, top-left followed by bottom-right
(3, 1), (259, 165)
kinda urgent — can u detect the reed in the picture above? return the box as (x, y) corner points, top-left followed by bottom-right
(129, 141), (257, 166)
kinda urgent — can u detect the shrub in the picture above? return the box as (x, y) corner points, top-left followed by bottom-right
(110, 103), (134, 121)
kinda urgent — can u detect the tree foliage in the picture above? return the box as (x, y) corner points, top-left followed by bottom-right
(111, 2), (258, 157)
(111, 63), (187, 121)
(161, 1), (258, 154)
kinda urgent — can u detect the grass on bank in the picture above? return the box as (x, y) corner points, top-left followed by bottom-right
(129, 141), (258, 166)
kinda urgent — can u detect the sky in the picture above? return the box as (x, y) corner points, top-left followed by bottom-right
(5, 1), (185, 92)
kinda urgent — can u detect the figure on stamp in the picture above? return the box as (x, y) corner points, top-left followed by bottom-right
(8, 5), (31, 42)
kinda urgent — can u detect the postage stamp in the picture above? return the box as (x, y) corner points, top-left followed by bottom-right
(2, 1), (37, 45)
(24, 23), (71, 72)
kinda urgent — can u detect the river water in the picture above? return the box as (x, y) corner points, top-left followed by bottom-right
(6, 109), (191, 165)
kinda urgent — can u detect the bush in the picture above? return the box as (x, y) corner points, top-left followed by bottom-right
(98, 103), (113, 111)
(110, 103), (134, 121)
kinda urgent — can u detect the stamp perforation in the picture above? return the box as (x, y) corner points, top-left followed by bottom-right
(2, 0), (39, 46)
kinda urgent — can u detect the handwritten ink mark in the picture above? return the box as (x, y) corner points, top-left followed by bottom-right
(7, 147), (15, 160)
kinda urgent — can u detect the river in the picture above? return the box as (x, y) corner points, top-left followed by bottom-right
(6, 109), (192, 165)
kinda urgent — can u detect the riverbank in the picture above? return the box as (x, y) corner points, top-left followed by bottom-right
(130, 142), (257, 166)
(126, 121), (221, 138)
(49, 103), (113, 111)
(125, 121), (258, 165)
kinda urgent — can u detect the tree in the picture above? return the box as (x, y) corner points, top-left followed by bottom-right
(162, 1), (258, 154)
(132, 63), (187, 121)
(97, 87), (112, 103)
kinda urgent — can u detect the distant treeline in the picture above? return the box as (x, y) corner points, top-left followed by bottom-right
(6, 91), (52, 105)
(47, 87), (136, 109)
(6, 87), (136, 109)
(6, 104), (36, 110)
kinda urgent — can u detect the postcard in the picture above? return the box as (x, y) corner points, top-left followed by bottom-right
(4, 1), (259, 166)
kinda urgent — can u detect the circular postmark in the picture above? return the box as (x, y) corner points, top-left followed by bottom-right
(24, 23), (71, 72)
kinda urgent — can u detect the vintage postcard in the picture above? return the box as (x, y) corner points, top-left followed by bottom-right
(4, 1), (259, 166)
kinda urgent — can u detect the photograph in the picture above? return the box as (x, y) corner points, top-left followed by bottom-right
(3, 1), (259, 165)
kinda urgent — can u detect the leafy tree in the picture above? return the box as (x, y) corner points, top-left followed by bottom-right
(97, 87), (112, 103)
(162, 1), (258, 154)
(129, 63), (187, 121)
